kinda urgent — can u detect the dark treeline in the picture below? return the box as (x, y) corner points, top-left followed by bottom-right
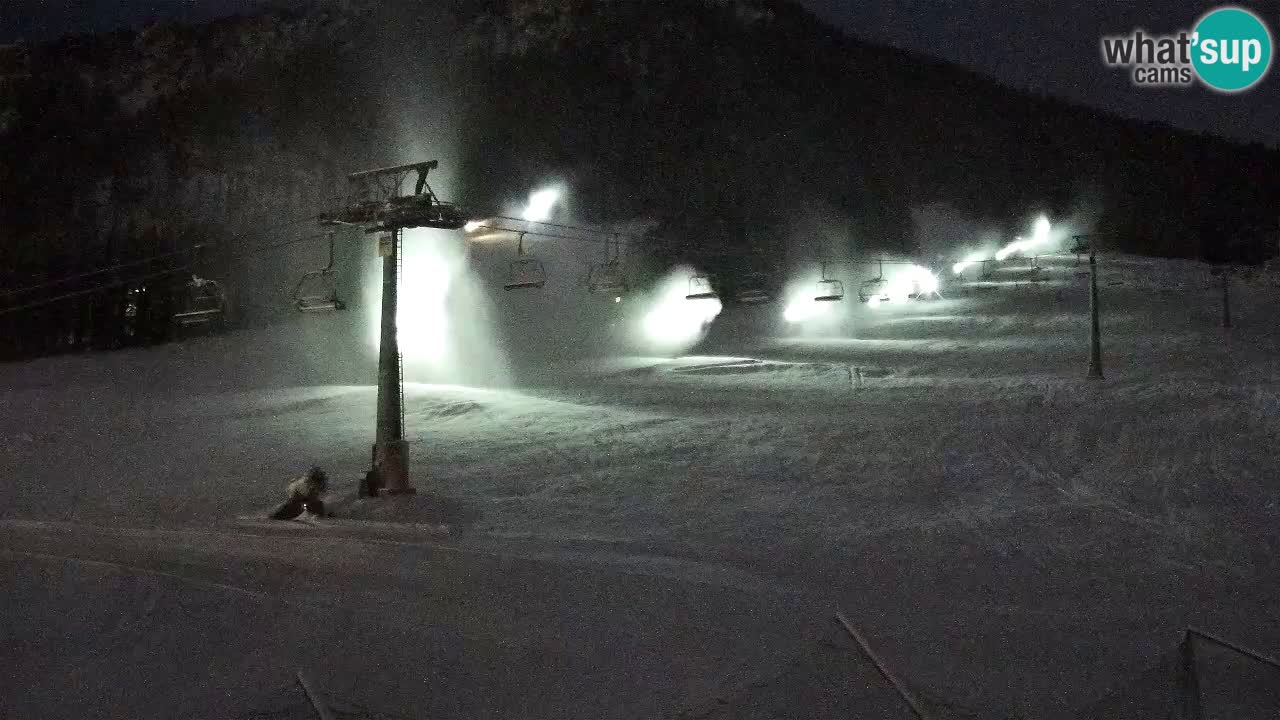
(0, 226), (230, 361)
(455, 0), (1279, 269)
(2, 0), (1278, 361)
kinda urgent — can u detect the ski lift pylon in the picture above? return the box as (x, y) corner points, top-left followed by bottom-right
(294, 232), (346, 312)
(505, 232), (547, 291)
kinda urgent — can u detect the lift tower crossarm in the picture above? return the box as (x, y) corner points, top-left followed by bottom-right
(319, 159), (466, 233)
(347, 160), (438, 183)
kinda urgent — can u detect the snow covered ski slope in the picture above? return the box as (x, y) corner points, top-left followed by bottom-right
(2, 254), (1279, 717)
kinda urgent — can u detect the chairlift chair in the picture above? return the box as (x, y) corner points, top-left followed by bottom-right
(857, 260), (887, 303)
(588, 236), (627, 295)
(686, 274), (717, 300)
(814, 263), (845, 302)
(294, 233), (346, 312)
(505, 232), (547, 291)
(172, 275), (228, 329)
(858, 278), (888, 303)
(587, 260), (628, 295)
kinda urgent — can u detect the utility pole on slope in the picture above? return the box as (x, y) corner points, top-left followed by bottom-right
(1087, 245), (1104, 380)
(1221, 270), (1233, 330)
(320, 160), (467, 494)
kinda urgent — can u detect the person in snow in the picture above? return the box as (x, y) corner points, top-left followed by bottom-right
(269, 466), (329, 520)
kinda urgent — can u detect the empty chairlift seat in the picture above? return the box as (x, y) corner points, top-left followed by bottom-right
(587, 260), (627, 295)
(686, 274), (717, 300)
(172, 276), (228, 328)
(294, 233), (346, 312)
(814, 263), (845, 302)
(505, 233), (546, 291)
(814, 278), (845, 302)
(505, 257), (547, 290)
(858, 278), (888, 303)
(294, 271), (345, 312)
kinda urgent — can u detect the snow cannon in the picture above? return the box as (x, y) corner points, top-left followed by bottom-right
(269, 466), (329, 520)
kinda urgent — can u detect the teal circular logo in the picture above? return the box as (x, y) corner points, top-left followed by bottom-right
(1192, 7), (1273, 92)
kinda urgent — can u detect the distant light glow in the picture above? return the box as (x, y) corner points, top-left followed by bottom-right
(614, 296), (622, 303)
(522, 188), (560, 222)
(463, 220), (483, 233)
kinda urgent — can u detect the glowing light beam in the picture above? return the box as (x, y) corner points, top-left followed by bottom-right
(522, 188), (560, 222)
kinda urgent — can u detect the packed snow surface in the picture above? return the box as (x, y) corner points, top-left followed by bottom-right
(3, 255), (1279, 717)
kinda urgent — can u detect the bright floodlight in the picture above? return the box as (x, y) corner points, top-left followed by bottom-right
(915, 267), (939, 295)
(522, 188), (560, 222)
(463, 220), (483, 233)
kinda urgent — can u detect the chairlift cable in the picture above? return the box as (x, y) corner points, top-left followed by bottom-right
(0, 220), (330, 316)
(0, 216), (322, 300)
(490, 216), (649, 244)
(0, 263), (197, 317)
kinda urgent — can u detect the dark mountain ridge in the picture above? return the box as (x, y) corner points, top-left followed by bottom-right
(1, 0), (1276, 357)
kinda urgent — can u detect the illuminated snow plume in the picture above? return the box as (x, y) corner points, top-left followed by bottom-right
(639, 268), (722, 352)
(364, 228), (510, 386)
(783, 292), (834, 323)
(995, 215), (1052, 261)
(872, 265), (940, 306)
(952, 251), (988, 275)
(522, 187), (561, 222)
(782, 276), (837, 324)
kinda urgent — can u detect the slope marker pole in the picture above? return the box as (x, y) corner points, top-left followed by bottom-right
(1088, 250), (1104, 380)
(835, 611), (929, 720)
(296, 670), (337, 720)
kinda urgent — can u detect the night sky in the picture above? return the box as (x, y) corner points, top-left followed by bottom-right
(3, 0), (1278, 146)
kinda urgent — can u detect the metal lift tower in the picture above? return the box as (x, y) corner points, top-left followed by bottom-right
(320, 160), (467, 493)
